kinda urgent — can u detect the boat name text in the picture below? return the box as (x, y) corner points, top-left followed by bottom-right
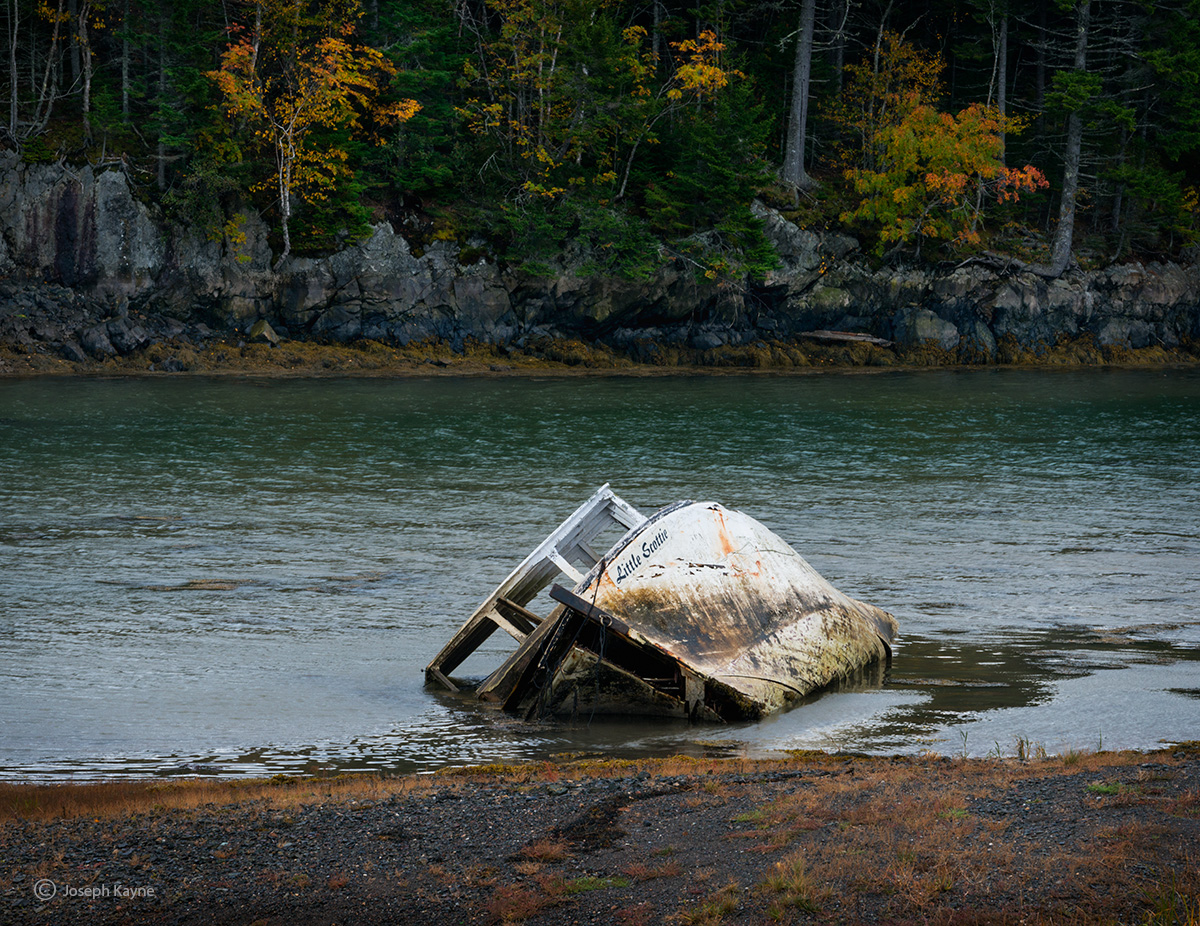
(614, 528), (670, 584)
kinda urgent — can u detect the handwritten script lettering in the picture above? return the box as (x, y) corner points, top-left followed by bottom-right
(613, 528), (670, 584)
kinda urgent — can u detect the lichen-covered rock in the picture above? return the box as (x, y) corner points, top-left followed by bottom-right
(893, 306), (960, 350)
(0, 152), (163, 295)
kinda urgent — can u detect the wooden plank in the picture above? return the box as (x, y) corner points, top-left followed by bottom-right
(549, 585), (632, 636)
(426, 485), (644, 689)
(606, 495), (646, 529)
(519, 609), (588, 720)
(486, 607), (529, 643)
(425, 611), (501, 687)
(495, 596), (543, 629)
(563, 507), (620, 564)
(548, 548), (584, 584)
(476, 605), (566, 705)
(506, 556), (562, 604)
(428, 666), (459, 693)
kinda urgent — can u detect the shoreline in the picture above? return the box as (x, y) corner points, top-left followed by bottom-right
(3, 749), (1198, 924)
(2, 335), (1198, 380)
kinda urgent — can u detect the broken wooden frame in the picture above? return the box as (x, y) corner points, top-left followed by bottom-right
(424, 484), (645, 693)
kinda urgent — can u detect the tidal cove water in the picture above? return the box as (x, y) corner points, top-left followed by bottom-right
(1, 369), (1198, 779)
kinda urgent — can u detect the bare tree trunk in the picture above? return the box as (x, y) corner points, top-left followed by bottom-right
(78, 0), (92, 141)
(652, 0), (662, 67)
(8, 0), (18, 138)
(250, 0), (262, 72)
(31, 0), (66, 135)
(782, 0), (817, 190)
(121, 0), (130, 120)
(1040, 0), (1090, 278)
(276, 137), (292, 268)
(1035, 0), (1046, 137)
(156, 10), (166, 189)
(67, 0), (80, 83)
(1110, 127), (1126, 238)
(997, 13), (1007, 164)
(865, 0), (894, 171)
(829, 0), (847, 94)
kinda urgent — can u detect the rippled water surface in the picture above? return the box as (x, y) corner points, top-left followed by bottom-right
(2, 369), (1198, 779)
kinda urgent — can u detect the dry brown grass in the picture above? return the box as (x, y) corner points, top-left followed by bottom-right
(676, 879), (742, 926)
(485, 882), (553, 923)
(518, 837), (570, 862)
(615, 901), (657, 926)
(624, 859), (684, 881)
(0, 773), (434, 822)
(759, 850), (823, 913)
(1167, 790), (1200, 818)
(0, 749), (1158, 825)
(714, 750), (1189, 923)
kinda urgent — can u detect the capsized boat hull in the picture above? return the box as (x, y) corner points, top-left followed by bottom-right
(425, 488), (897, 722)
(533, 501), (896, 720)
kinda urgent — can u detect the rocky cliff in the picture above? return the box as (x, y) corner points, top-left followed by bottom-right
(2, 154), (1198, 363)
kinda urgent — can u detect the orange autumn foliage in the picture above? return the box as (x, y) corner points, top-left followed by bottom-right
(208, 0), (418, 263)
(832, 35), (1047, 254)
(667, 31), (742, 101)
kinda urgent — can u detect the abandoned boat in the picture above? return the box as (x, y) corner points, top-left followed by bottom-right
(425, 485), (897, 722)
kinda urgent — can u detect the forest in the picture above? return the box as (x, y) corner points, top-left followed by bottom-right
(1, 0), (1198, 282)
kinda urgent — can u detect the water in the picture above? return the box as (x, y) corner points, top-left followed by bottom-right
(1, 369), (1198, 779)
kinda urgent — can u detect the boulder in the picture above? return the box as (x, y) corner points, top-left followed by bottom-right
(248, 318), (281, 345)
(106, 316), (150, 354)
(892, 306), (960, 350)
(60, 340), (88, 362)
(80, 323), (117, 358)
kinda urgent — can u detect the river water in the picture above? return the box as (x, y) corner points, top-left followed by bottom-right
(1, 369), (1198, 780)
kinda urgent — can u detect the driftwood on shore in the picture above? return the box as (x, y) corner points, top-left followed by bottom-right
(796, 329), (894, 346)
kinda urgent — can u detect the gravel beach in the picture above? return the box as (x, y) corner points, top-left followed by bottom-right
(2, 749), (1198, 925)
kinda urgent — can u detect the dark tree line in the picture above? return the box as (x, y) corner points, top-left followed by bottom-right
(2, 0), (1197, 277)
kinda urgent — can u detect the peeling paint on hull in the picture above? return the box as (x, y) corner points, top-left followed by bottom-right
(426, 488), (897, 723)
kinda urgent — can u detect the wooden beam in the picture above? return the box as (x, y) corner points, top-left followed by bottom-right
(575, 539), (602, 564)
(495, 596), (544, 629)
(425, 613), (500, 686)
(486, 607), (528, 643)
(476, 606), (566, 706)
(548, 548), (584, 584)
(426, 485), (645, 692)
(428, 666), (459, 693)
(549, 585), (632, 636)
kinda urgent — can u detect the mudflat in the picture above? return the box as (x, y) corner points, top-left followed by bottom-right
(3, 748), (1198, 925)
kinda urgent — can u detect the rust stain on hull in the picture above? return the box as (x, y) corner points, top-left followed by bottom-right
(425, 489), (898, 723)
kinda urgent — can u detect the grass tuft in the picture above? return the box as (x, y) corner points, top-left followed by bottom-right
(678, 880), (742, 926)
(519, 837), (570, 862)
(486, 883), (552, 922)
(760, 850), (821, 913)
